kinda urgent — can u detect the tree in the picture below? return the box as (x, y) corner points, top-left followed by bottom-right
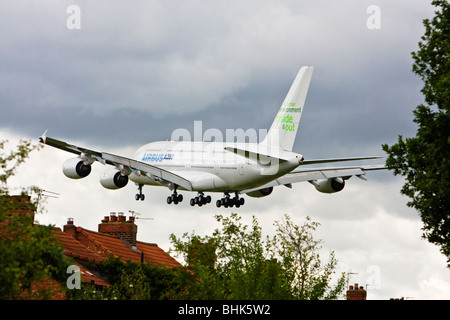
(271, 215), (345, 299)
(0, 140), (71, 299)
(382, 1), (450, 265)
(169, 213), (346, 300)
(82, 255), (195, 300)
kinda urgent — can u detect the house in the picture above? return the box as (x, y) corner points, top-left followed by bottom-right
(58, 212), (181, 288)
(2, 195), (181, 299)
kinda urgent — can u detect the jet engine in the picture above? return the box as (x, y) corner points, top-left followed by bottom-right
(62, 157), (92, 179)
(311, 178), (345, 193)
(100, 168), (129, 190)
(246, 187), (273, 198)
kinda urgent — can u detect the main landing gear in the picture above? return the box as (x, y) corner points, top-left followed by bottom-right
(167, 190), (183, 205)
(216, 193), (245, 208)
(135, 184), (245, 208)
(135, 184), (145, 201)
(190, 192), (211, 207)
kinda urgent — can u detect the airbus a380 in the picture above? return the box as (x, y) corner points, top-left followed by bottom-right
(39, 66), (385, 208)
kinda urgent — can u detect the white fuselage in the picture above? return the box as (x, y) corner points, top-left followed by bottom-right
(129, 141), (302, 193)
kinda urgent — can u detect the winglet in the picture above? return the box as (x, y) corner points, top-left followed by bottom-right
(39, 130), (48, 144)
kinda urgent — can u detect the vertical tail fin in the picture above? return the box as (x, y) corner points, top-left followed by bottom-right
(261, 66), (313, 151)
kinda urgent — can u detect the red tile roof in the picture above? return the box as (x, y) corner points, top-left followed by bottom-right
(54, 220), (181, 288)
(76, 228), (181, 267)
(60, 223), (180, 266)
(137, 241), (180, 268)
(55, 229), (106, 263)
(79, 228), (139, 262)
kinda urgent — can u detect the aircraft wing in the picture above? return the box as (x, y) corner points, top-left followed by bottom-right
(39, 132), (193, 191)
(241, 165), (386, 194)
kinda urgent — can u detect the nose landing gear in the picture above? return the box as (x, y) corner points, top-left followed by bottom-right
(135, 184), (145, 201)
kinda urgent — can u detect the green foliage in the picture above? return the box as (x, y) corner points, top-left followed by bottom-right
(169, 213), (346, 300)
(0, 140), (38, 185)
(411, 0), (450, 109)
(382, 1), (450, 265)
(94, 256), (153, 300)
(0, 139), (71, 299)
(84, 255), (194, 300)
(271, 215), (346, 299)
(0, 216), (70, 299)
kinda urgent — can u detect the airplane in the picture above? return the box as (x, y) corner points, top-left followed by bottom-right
(39, 66), (385, 208)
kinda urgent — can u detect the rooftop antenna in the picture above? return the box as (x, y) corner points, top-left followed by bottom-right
(39, 189), (60, 199)
(128, 210), (154, 221)
(36, 189), (60, 214)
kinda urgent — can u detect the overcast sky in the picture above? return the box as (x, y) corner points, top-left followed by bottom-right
(1, 1), (449, 299)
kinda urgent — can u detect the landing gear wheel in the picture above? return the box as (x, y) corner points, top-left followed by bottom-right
(135, 184), (145, 201)
(217, 193), (245, 209)
(190, 192), (212, 207)
(168, 194), (182, 205)
(166, 184), (183, 205)
(134, 192), (145, 201)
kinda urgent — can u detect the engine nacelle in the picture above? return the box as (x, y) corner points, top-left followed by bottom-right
(311, 178), (345, 194)
(246, 187), (273, 198)
(62, 157), (92, 179)
(100, 169), (129, 190)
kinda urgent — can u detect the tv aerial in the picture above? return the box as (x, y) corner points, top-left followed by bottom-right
(128, 210), (154, 221)
(36, 189), (60, 212)
(38, 189), (60, 199)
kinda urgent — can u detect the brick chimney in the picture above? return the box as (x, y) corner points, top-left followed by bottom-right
(63, 217), (77, 238)
(98, 212), (138, 248)
(346, 283), (367, 300)
(2, 195), (36, 224)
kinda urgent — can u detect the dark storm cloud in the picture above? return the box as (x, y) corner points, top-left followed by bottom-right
(0, 0), (434, 158)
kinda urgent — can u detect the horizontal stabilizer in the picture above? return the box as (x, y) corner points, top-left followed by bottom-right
(302, 156), (382, 165)
(224, 144), (302, 164)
